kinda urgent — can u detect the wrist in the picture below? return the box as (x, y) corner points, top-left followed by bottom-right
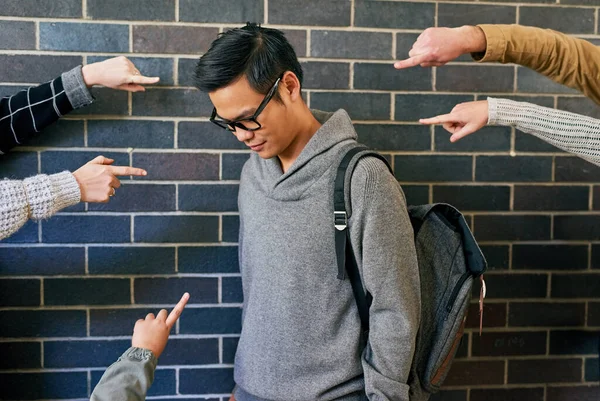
(458, 25), (487, 54)
(81, 64), (98, 87)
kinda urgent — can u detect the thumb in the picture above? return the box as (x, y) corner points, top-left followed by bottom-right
(88, 155), (115, 165)
(450, 123), (480, 142)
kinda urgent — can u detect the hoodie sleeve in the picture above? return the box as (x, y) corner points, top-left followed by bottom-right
(90, 347), (157, 401)
(348, 157), (421, 401)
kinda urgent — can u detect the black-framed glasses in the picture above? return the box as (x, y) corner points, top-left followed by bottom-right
(210, 77), (282, 132)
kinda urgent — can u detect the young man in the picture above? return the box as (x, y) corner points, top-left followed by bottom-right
(195, 23), (420, 401)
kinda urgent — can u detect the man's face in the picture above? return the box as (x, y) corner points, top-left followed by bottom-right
(209, 76), (292, 160)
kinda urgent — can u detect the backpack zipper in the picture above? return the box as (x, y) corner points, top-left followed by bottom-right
(446, 272), (471, 313)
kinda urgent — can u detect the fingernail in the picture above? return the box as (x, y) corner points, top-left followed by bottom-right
(142, 170), (147, 176)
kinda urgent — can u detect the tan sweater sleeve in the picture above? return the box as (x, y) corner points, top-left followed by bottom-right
(473, 24), (600, 105)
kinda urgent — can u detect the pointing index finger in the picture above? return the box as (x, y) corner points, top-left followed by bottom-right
(166, 292), (190, 329)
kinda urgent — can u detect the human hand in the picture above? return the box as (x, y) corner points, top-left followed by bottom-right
(394, 26), (486, 69)
(81, 56), (159, 92)
(132, 293), (190, 359)
(72, 155), (147, 203)
(419, 100), (489, 142)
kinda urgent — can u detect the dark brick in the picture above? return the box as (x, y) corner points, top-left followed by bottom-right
(0, 55), (81, 83)
(223, 336), (239, 364)
(401, 185), (429, 206)
(135, 277), (218, 304)
(0, 21), (35, 50)
(0, 220), (38, 243)
(179, 307), (242, 334)
(270, 0), (349, 26)
(223, 215), (240, 242)
(133, 26), (218, 54)
(471, 388), (544, 401)
(355, 124), (430, 152)
(311, 31), (392, 60)
(132, 152), (219, 180)
(480, 245), (509, 270)
(311, 92), (390, 120)
(72, 87), (129, 116)
(520, 6), (595, 34)
(223, 276), (243, 303)
(435, 126), (511, 152)
(133, 88), (213, 117)
(509, 302), (585, 327)
(431, 391), (468, 401)
(89, 184), (176, 212)
(555, 215), (600, 240)
(513, 245), (589, 270)
(509, 358), (582, 384)
(223, 153), (251, 180)
(90, 308), (167, 336)
(301, 61), (350, 90)
(444, 360), (505, 386)
(437, 66), (514, 93)
(178, 122), (246, 150)
(0, 151), (38, 179)
(396, 33), (420, 60)
(355, 1), (434, 29)
(466, 302), (507, 328)
(0, 342), (41, 369)
(592, 187), (600, 210)
(282, 29), (307, 57)
(432, 185), (510, 211)
(89, 246), (175, 275)
(45, 278), (130, 306)
(179, 184), (239, 212)
(518, 67), (580, 94)
(394, 155), (472, 182)
(44, 339), (129, 368)
(548, 386), (600, 401)
(40, 22), (128, 52)
(556, 157), (600, 182)
(91, 369), (176, 396)
(0, 310), (86, 337)
(515, 185), (589, 211)
(515, 131), (563, 153)
(475, 215), (550, 241)
(476, 156), (552, 182)
(179, 246), (239, 274)
(21, 120), (84, 148)
(472, 331), (547, 357)
(160, 338), (219, 365)
(88, 0), (175, 21)
(180, 0), (262, 22)
(0, 372), (87, 400)
(134, 216), (219, 243)
(477, 273), (547, 299)
(88, 56), (174, 86)
(550, 330), (600, 355)
(0, 247), (84, 275)
(395, 94), (474, 122)
(558, 96), (600, 119)
(0, 279), (39, 306)
(2, 0), (81, 17)
(42, 216), (131, 243)
(41, 150), (129, 175)
(354, 62), (431, 91)
(590, 302), (600, 326)
(438, 4), (516, 26)
(177, 58), (198, 87)
(585, 359), (599, 382)
(180, 367), (234, 394)
(552, 273), (600, 298)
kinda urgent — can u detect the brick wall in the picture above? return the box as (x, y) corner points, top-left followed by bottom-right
(0, 0), (599, 400)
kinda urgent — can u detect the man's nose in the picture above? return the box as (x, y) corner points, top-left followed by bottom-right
(233, 126), (254, 142)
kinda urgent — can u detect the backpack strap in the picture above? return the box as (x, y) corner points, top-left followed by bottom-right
(334, 145), (392, 332)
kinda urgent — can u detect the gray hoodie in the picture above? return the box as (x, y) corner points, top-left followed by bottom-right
(234, 109), (421, 401)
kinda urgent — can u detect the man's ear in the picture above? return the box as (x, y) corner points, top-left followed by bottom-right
(280, 71), (302, 102)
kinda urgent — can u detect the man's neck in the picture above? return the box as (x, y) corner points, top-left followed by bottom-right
(278, 107), (321, 173)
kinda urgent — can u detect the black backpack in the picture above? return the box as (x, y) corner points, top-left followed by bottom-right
(333, 146), (487, 400)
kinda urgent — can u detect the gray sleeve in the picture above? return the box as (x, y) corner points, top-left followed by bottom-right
(488, 96), (600, 167)
(61, 65), (94, 109)
(0, 171), (80, 240)
(91, 347), (158, 401)
(349, 158), (421, 401)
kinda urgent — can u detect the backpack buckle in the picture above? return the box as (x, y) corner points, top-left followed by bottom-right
(334, 211), (347, 230)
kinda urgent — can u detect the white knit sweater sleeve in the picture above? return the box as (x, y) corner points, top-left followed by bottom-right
(0, 171), (80, 240)
(488, 97), (600, 167)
